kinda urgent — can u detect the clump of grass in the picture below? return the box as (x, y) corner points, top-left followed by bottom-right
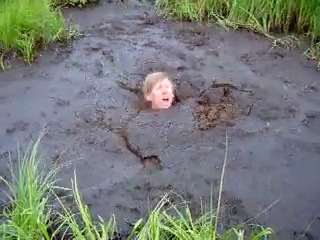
(128, 193), (274, 240)
(0, 0), (68, 69)
(52, 0), (99, 8)
(155, 0), (320, 38)
(0, 134), (118, 240)
(272, 35), (301, 50)
(304, 42), (320, 69)
(53, 172), (118, 239)
(0, 135), (59, 239)
(128, 193), (217, 239)
(155, 0), (320, 66)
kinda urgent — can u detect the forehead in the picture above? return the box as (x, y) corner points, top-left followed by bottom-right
(153, 78), (173, 87)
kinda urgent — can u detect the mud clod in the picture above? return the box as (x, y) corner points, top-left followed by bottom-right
(177, 28), (209, 47)
(138, 15), (159, 26)
(142, 155), (163, 170)
(102, 49), (115, 62)
(293, 231), (314, 240)
(240, 53), (257, 65)
(84, 42), (107, 52)
(195, 84), (241, 130)
(302, 83), (318, 93)
(256, 103), (297, 121)
(51, 153), (62, 165)
(302, 110), (320, 129)
(207, 49), (220, 57)
(51, 97), (70, 107)
(78, 84), (97, 97)
(75, 108), (114, 131)
(305, 110), (319, 119)
(117, 80), (142, 96)
(6, 121), (29, 134)
(174, 80), (200, 101)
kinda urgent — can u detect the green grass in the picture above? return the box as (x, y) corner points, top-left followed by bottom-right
(155, 0), (320, 68)
(0, 135), (59, 239)
(53, 172), (119, 239)
(0, 134), (274, 239)
(0, 0), (69, 69)
(52, 0), (99, 8)
(128, 195), (274, 240)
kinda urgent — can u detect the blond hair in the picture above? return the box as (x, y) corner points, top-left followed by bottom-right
(142, 72), (173, 95)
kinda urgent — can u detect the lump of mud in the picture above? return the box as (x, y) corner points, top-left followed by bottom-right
(255, 101), (297, 121)
(219, 192), (247, 227)
(195, 87), (241, 130)
(195, 103), (239, 130)
(137, 14), (160, 26)
(6, 121), (29, 134)
(142, 155), (163, 170)
(174, 80), (200, 101)
(75, 109), (113, 130)
(176, 27), (209, 48)
(302, 110), (320, 130)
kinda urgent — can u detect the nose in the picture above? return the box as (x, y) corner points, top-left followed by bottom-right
(162, 85), (171, 94)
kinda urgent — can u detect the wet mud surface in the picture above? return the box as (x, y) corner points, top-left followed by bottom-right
(1, 0), (320, 238)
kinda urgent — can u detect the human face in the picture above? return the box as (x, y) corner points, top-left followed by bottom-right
(145, 78), (174, 109)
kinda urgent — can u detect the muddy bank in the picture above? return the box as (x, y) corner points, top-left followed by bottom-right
(0, 0), (320, 238)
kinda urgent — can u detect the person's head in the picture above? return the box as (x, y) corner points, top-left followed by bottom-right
(142, 72), (175, 109)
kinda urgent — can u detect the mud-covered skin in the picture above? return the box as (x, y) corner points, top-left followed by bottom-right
(0, 0), (320, 238)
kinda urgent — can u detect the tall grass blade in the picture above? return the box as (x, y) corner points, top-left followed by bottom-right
(0, 134), (58, 239)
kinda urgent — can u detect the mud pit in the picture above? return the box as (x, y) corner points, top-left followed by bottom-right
(0, 0), (320, 238)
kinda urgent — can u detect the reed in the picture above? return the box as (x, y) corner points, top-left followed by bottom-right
(156, 0), (320, 66)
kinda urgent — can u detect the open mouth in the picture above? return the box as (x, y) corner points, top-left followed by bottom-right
(162, 98), (169, 102)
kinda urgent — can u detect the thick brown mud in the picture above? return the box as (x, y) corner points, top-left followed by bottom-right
(0, 0), (320, 238)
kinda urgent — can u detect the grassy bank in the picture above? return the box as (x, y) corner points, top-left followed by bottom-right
(155, 0), (320, 68)
(0, 0), (68, 69)
(0, 135), (274, 239)
(0, 0), (92, 70)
